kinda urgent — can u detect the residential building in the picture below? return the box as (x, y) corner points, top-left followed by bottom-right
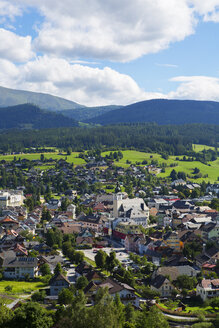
(163, 231), (183, 253)
(50, 273), (71, 296)
(196, 279), (219, 301)
(3, 257), (38, 279)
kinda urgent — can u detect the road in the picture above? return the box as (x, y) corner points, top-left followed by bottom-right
(66, 265), (76, 283)
(6, 293), (32, 309)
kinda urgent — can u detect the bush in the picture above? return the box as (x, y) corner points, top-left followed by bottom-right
(5, 285), (13, 292)
(31, 290), (46, 302)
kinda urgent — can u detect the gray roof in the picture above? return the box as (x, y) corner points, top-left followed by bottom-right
(3, 257), (38, 268)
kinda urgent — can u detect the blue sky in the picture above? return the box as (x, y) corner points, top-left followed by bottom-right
(1, 1), (219, 106)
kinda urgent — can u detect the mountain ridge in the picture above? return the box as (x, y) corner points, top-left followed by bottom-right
(0, 104), (78, 129)
(0, 85), (83, 111)
(86, 99), (219, 125)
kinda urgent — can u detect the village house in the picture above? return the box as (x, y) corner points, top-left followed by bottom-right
(163, 231), (183, 253)
(196, 279), (219, 301)
(124, 234), (145, 253)
(84, 276), (140, 308)
(3, 257), (38, 279)
(50, 273), (71, 296)
(151, 274), (175, 297)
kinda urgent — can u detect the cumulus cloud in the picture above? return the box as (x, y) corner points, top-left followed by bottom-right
(190, 0), (219, 22)
(1, 0), (219, 63)
(168, 76), (219, 101)
(0, 28), (33, 62)
(10, 0), (195, 62)
(1, 55), (219, 106)
(0, 1), (21, 20)
(0, 55), (164, 106)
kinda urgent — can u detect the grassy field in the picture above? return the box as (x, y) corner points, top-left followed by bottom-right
(0, 144), (218, 182)
(102, 150), (166, 167)
(192, 144), (215, 152)
(158, 159), (219, 183)
(102, 150), (219, 183)
(0, 296), (14, 305)
(0, 152), (85, 166)
(0, 280), (46, 295)
(159, 301), (218, 315)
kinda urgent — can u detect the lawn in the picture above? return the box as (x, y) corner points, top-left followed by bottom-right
(84, 257), (96, 267)
(0, 152), (86, 166)
(192, 144), (215, 152)
(0, 280), (47, 295)
(0, 296), (14, 305)
(102, 150), (166, 168)
(159, 301), (219, 315)
(158, 159), (219, 183)
(102, 150), (219, 183)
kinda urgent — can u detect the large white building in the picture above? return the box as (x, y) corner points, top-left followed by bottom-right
(113, 193), (149, 227)
(0, 190), (24, 208)
(3, 257), (38, 279)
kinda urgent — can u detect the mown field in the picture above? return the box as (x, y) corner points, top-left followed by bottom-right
(0, 280), (46, 295)
(192, 144), (215, 152)
(0, 152), (85, 166)
(0, 144), (218, 182)
(102, 148), (219, 183)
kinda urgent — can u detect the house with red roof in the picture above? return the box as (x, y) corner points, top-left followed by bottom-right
(196, 279), (219, 301)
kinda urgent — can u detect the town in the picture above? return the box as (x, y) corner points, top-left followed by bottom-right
(0, 149), (218, 328)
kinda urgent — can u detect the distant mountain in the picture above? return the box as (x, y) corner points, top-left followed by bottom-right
(0, 86), (83, 111)
(86, 99), (219, 125)
(60, 105), (122, 121)
(0, 104), (78, 129)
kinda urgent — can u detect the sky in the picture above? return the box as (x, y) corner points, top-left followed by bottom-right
(1, 1), (219, 106)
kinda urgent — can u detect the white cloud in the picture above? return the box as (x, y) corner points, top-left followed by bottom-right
(0, 1), (21, 20)
(168, 76), (219, 101)
(189, 1), (219, 22)
(0, 28), (33, 62)
(2, 56), (219, 106)
(11, 0), (195, 62)
(0, 0), (219, 64)
(0, 55), (164, 106)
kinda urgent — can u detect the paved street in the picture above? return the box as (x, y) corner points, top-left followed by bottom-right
(66, 265), (76, 283)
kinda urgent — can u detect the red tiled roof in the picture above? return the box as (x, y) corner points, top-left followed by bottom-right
(201, 279), (219, 289)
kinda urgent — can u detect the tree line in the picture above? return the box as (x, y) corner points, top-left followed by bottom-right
(0, 123), (219, 155)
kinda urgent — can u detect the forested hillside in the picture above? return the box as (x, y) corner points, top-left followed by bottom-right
(87, 99), (219, 125)
(0, 123), (218, 154)
(0, 104), (78, 129)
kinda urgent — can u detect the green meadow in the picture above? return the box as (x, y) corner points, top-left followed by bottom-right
(192, 144), (215, 152)
(0, 152), (85, 166)
(0, 144), (218, 182)
(0, 280), (46, 295)
(102, 148), (219, 183)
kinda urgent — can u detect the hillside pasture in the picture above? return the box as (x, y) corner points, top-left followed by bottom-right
(102, 150), (219, 183)
(192, 144), (215, 152)
(0, 152), (85, 165)
(0, 280), (46, 295)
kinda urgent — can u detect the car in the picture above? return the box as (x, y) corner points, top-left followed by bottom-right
(93, 249), (98, 253)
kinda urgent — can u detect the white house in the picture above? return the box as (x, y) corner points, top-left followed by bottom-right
(3, 257), (38, 279)
(196, 279), (219, 301)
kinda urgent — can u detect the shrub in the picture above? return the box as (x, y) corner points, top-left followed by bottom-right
(5, 285), (13, 292)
